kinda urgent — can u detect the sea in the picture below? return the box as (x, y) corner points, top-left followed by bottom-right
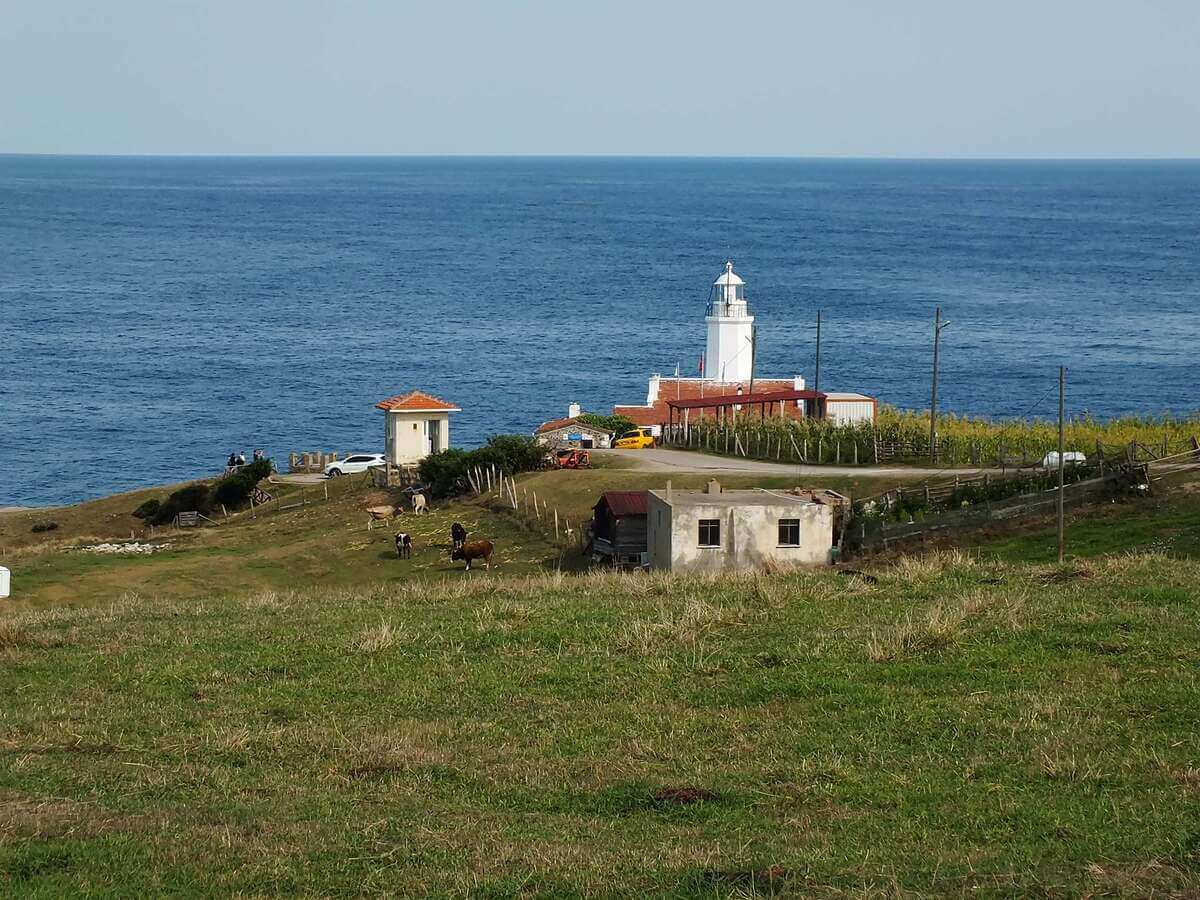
(2, 156), (1198, 507)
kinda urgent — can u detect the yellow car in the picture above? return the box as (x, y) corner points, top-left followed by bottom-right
(613, 428), (656, 449)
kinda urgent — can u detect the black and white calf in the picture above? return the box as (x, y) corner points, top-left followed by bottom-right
(394, 532), (412, 559)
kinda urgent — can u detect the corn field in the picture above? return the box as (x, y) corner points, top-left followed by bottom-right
(663, 406), (1200, 467)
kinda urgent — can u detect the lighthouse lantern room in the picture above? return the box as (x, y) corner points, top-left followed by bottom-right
(705, 261), (755, 383)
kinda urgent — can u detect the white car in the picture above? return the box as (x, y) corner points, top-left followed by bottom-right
(324, 453), (386, 477)
(1040, 451), (1088, 470)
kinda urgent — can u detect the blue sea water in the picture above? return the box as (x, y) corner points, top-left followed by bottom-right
(2, 156), (1198, 507)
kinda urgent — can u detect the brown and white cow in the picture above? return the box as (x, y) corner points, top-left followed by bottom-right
(450, 539), (494, 571)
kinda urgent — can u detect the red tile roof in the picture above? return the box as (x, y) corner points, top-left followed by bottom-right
(615, 379), (805, 425)
(535, 416), (615, 436)
(612, 405), (664, 426)
(375, 390), (460, 412)
(536, 416), (579, 434)
(654, 378), (795, 401)
(594, 491), (648, 517)
(666, 388), (826, 410)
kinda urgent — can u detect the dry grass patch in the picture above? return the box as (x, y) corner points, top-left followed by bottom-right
(616, 595), (728, 657)
(0, 618), (76, 651)
(889, 549), (978, 580)
(352, 619), (401, 653)
(1036, 744), (1108, 782)
(865, 589), (1014, 662)
(0, 619), (35, 649)
(1084, 860), (1199, 896)
(0, 790), (152, 840)
(343, 730), (452, 780)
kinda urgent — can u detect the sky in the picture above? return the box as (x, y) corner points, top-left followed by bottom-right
(3, 0), (1199, 157)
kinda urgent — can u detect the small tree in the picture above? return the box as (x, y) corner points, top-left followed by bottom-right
(578, 413), (635, 436)
(212, 458), (272, 509)
(152, 483), (213, 525)
(418, 448), (471, 498)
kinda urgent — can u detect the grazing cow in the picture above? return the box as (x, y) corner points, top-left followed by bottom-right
(450, 539), (494, 571)
(450, 522), (467, 550)
(394, 531), (412, 559)
(411, 492), (428, 515)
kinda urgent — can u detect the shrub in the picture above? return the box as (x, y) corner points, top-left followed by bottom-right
(132, 499), (161, 520)
(477, 435), (545, 472)
(30, 522), (59, 533)
(578, 413), (635, 436)
(152, 483), (213, 525)
(212, 459), (272, 509)
(418, 435), (546, 498)
(418, 448), (471, 499)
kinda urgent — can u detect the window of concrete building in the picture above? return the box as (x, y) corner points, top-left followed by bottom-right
(698, 518), (720, 548)
(778, 518), (801, 547)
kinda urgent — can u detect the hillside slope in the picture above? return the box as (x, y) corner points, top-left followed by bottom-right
(2, 554), (1198, 895)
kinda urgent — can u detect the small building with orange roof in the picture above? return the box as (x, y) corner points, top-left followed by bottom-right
(375, 390), (461, 465)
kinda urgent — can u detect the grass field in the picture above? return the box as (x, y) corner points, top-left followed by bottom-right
(923, 480), (1200, 565)
(2, 553), (1199, 895)
(0, 465), (916, 609)
(0, 475), (564, 609)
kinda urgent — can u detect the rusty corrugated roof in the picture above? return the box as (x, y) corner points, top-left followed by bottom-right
(594, 491), (648, 517)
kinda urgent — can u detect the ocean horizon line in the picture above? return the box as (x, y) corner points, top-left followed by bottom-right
(4, 152), (1200, 163)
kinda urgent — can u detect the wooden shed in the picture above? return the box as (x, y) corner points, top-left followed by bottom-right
(590, 491), (649, 568)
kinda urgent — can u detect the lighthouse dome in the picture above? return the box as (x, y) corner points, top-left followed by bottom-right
(713, 261), (744, 287)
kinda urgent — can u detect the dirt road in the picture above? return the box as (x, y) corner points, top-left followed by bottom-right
(593, 447), (990, 479)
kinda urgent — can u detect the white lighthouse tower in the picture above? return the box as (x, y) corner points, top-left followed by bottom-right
(705, 261), (755, 383)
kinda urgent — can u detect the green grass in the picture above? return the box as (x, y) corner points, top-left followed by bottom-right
(2, 553), (1199, 895)
(0, 476), (563, 609)
(968, 486), (1200, 563)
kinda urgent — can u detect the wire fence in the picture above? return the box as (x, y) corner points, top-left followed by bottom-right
(661, 419), (1200, 469)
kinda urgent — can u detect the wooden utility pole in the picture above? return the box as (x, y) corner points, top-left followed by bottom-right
(1058, 365), (1066, 564)
(814, 309), (822, 393)
(929, 306), (950, 463)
